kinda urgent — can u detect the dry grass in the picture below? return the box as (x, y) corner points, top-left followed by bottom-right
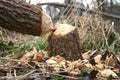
(0, 27), (39, 45)
(78, 14), (120, 52)
(0, 27), (49, 56)
(60, 6), (120, 52)
(57, 0), (120, 52)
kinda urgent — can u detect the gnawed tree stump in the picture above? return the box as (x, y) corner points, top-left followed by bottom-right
(48, 24), (83, 60)
(0, 0), (53, 36)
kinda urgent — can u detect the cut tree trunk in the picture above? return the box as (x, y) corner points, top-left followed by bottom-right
(0, 0), (53, 36)
(48, 24), (83, 60)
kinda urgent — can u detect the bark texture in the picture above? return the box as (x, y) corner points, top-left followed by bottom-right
(0, 0), (42, 36)
(48, 24), (83, 60)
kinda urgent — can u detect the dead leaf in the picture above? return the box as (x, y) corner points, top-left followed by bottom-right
(39, 50), (49, 59)
(46, 59), (58, 65)
(94, 55), (102, 64)
(46, 59), (61, 72)
(68, 68), (81, 76)
(46, 55), (66, 72)
(20, 51), (34, 61)
(82, 51), (91, 59)
(51, 55), (65, 63)
(71, 59), (81, 68)
(95, 63), (104, 71)
(30, 47), (37, 53)
(18, 47), (38, 66)
(20, 47), (37, 61)
(100, 69), (118, 78)
(65, 60), (81, 71)
(32, 52), (44, 62)
(59, 60), (66, 68)
(84, 63), (93, 69)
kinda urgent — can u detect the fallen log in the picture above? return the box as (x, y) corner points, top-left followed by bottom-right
(0, 0), (53, 36)
(48, 23), (83, 60)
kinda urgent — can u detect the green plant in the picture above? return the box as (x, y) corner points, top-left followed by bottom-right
(21, 35), (49, 51)
(52, 75), (65, 80)
(0, 40), (21, 56)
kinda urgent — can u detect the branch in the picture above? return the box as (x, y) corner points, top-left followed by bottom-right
(39, 3), (120, 20)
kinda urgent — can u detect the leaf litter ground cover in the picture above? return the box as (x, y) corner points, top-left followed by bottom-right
(0, 47), (120, 80)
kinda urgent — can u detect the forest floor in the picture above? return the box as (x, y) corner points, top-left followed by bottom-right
(0, 46), (120, 80)
(0, 11), (120, 80)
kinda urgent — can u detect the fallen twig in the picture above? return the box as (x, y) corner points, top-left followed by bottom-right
(39, 2), (120, 20)
(0, 70), (36, 80)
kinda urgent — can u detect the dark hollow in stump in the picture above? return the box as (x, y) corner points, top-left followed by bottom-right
(48, 24), (83, 60)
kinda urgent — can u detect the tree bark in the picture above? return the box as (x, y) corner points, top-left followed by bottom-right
(0, 0), (43, 36)
(48, 24), (83, 60)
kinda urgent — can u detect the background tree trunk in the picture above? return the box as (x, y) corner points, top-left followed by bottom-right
(0, 0), (42, 36)
(48, 24), (83, 60)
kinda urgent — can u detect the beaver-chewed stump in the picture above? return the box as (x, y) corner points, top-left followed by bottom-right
(48, 24), (83, 60)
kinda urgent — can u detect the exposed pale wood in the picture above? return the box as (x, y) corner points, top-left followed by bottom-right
(48, 24), (83, 60)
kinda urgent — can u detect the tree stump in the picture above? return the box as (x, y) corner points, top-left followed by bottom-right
(48, 24), (83, 60)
